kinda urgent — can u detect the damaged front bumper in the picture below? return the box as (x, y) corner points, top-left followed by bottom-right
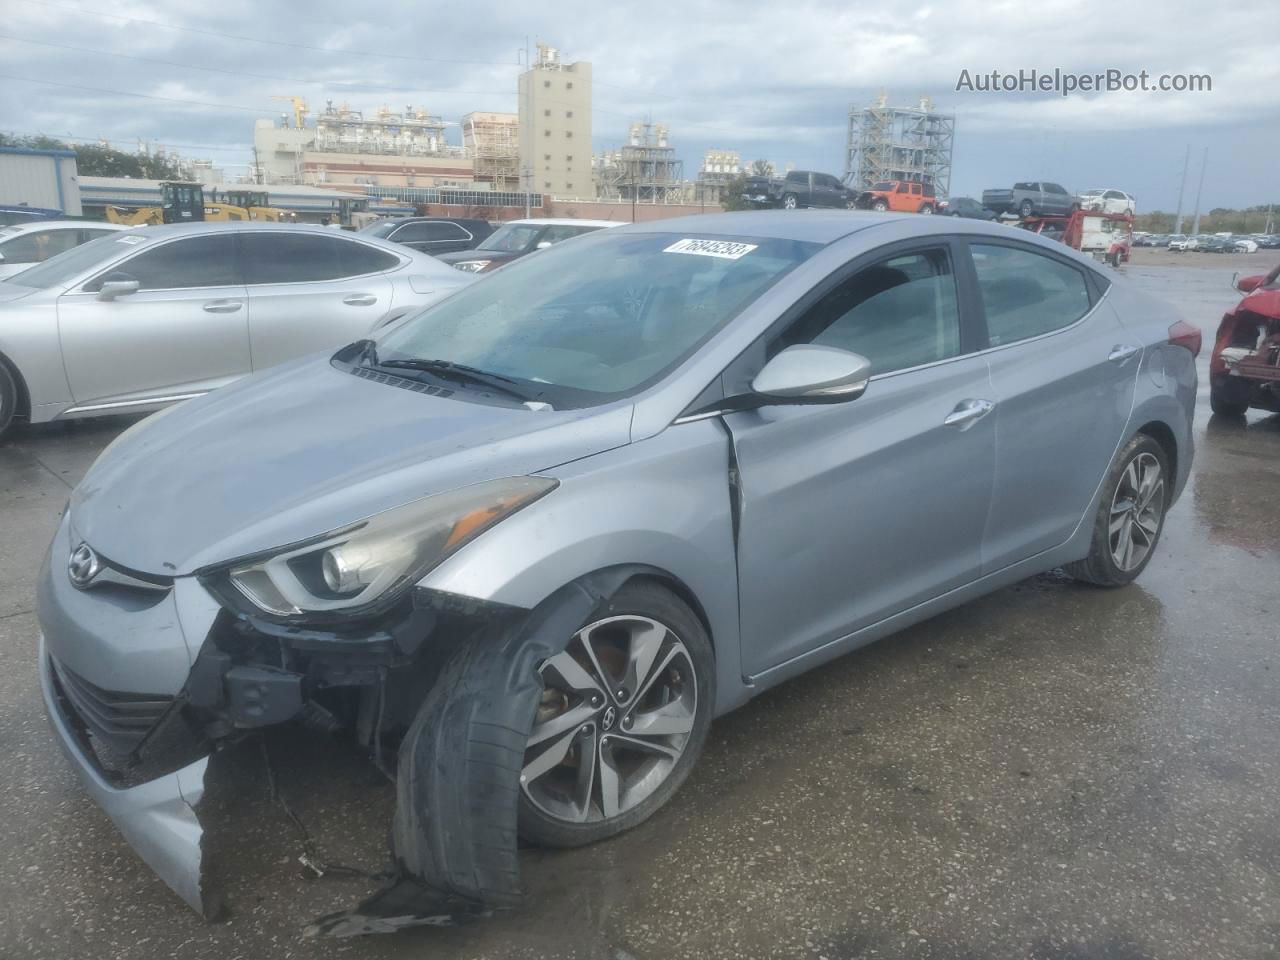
(39, 639), (210, 913)
(38, 508), (633, 933)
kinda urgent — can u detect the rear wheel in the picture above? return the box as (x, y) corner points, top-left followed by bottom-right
(518, 582), (714, 848)
(1210, 375), (1250, 416)
(871, 199), (889, 212)
(1066, 434), (1169, 586)
(919, 204), (934, 215)
(781, 193), (799, 210)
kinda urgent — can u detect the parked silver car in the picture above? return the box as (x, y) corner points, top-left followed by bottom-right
(37, 211), (1197, 929)
(0, 222), (471, 437)
(0, 220), (129, 280)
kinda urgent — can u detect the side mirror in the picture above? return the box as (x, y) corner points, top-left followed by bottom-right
(1235, 274), (1264, 293)
(536, 240), (553, 249)
(97, 279), (140, 301)
(752, 344), (872, 402)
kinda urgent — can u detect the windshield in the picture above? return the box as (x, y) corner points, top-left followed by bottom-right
(374, 231), (820, 408)
(2, 231), (136, 289)
(477, 223), (542, 253)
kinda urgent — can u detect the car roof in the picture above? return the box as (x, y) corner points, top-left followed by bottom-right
(607, 209), (915, 244)
(0, 219), (129, 235)
(507, 218), (625, 228)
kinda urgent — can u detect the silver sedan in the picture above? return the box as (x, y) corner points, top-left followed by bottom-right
(38, 211), (1197, 925)
(0, 222), (472, 437)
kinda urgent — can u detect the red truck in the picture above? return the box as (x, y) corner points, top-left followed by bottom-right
(1209, 263), (1280, 415)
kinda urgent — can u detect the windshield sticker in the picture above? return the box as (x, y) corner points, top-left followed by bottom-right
(663, 238), (758, 260)
(115, 235), (146, 244)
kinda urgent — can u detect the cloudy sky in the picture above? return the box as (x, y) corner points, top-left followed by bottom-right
(2, 0), (1277, 211)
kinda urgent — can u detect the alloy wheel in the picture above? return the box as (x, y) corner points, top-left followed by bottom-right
(522, 615), (698, 825)
(1109, 452), (1164, 571)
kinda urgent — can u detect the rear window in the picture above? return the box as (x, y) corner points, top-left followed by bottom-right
(971, 243), (1093, 346)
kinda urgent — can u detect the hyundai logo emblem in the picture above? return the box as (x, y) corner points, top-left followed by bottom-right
(68, 543), (100, 588)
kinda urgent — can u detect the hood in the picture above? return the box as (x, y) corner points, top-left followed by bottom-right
(1240, 286), (1280, 320)
(70, 356), (633, 576)
(0, 281), (40, 303)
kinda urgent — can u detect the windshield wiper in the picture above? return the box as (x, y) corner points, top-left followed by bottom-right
(375, 357), (536, 403)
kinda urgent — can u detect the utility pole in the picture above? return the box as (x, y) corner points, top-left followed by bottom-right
(1190, 146), (1208, 236)
(1172, 144), (1189, 235)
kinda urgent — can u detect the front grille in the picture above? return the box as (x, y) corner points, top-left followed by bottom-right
(51, 658), (174, 753)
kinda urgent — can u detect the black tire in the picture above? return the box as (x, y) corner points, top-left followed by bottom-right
(517, 581), (714, 848)
(1209, 375), (1250, 416)
(781, 193), (799, 210)
(872, 199), (889, 212)
(1107, 249), (1122, 268)
(0, 361), (18, 443)
(1065, 434), (1170, 587)
(1019, 199), (1034, 218)
(919, 204), (934, 215)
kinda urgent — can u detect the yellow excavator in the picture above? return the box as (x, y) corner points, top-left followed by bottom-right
(105, 182), (297, 226)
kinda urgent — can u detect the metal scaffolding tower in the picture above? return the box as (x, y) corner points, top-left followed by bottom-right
(845, 94), (955, 197)
(594, 122), (686, 203)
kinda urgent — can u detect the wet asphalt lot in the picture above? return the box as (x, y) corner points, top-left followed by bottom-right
(1, 252), (1278, 960)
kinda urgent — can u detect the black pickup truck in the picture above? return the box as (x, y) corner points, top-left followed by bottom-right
(743, 170), (856, 210)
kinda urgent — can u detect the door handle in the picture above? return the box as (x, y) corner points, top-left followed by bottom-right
(1108, 344), (1140, 364)
(343, 294), (378, 306)
(944, 398), (995, 430)
(202, 300), (242, 313)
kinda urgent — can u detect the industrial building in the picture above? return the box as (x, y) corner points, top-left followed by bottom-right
(462, 112), (520, 191)
(594, 122), (686, 204)
(518, 44), (593, 200)
(845, 94), (955, 197)
(695, 149), (742, 205)
(252, 100), (474, 188)
(0, 146), (81, 216)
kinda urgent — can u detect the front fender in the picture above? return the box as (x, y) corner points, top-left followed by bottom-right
(417, 419), (748, 716)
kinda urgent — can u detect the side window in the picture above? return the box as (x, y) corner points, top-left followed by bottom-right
(785, 172), (804, 185)
(774, 247), (961, 376)
(970, 243), (1092, 346)
(1013, 182), (1035, 191)
(910, 183), (922, 195)
(923, 183), (936, 197)
(79, 228), (118, 242)
(241, 234), (399, 284)
(85, 235), (240, 291)
(897, 182), (911, 193)
(1043, 183), (1067, 195)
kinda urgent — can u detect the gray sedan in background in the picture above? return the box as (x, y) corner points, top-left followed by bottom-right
(37, 211), (1197, 929)
(0, 222), (472, 437)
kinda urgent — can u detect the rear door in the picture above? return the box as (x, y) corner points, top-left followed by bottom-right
(240, 231), (403, 370)
(725, 240), (996, 676)
(57, 233), (250, 405)
(964, 240), (1138, 571)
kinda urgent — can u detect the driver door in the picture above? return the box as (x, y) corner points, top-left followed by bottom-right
(56, 234), (251, 407)
(723, 241), (996, 677)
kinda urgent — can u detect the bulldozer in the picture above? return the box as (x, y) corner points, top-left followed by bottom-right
(105, 181), (206, 226)
(104, 183), (297, 226)
(221, 189), (297, 222)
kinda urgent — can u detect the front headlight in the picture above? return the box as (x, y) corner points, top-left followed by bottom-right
(453, 259), (492, 273)
(219, 476), (556, 619)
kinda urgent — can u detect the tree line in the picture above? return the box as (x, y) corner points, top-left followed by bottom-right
(0, 132), (190, 181)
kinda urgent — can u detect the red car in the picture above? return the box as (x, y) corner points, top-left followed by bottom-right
(1209, 263), (1280, 415)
